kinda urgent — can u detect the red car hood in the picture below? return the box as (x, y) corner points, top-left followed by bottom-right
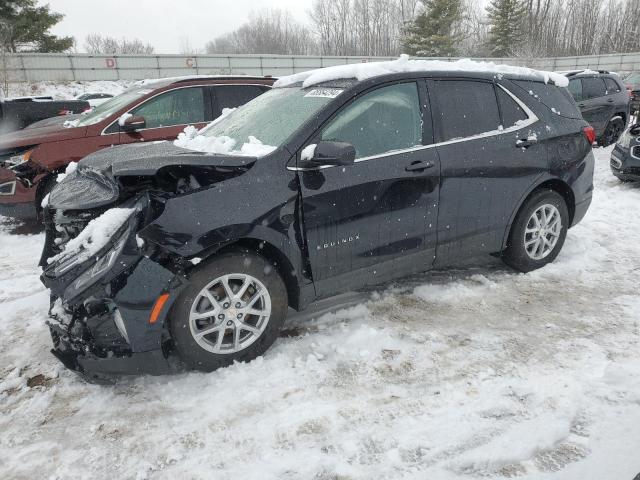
(0, 123), (89, 151)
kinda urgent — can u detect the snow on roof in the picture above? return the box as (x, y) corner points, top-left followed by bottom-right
(274, 54), (569, 89)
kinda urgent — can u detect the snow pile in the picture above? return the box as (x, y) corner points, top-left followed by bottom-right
(275, 54), (569, 89)
(55, 161), (78, 183)
(301, 143), (317, 160)
(47, 207), (133, 264)
(117, 112), (133, 126)
(62, 118), (80, 129)
(174, 127), (277, 157)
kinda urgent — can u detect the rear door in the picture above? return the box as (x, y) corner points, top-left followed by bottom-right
(578, 77), (611, 133)
(114, 86), (210, 144)
(298, 81), (440, 297)
(211, 85), (270, 118)
(429, 78), (548, 265)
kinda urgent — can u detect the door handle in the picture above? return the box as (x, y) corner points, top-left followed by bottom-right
(579, 103), (586, 108)
(405, 160), (434, 172)
(607, 98), (614, 103)
(516, 137), (538, 148)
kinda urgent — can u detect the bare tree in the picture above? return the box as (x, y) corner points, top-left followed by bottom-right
(84, 34), (154, 55)
(0, 21), (13, 98)
(206, 9), (316, 55)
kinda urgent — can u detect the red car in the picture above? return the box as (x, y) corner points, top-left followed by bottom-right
(0, 76), (273, 220)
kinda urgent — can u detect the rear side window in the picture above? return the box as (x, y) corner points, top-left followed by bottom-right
(568, 79), (583, 101)
(513, 80), (582, 119)
(132, 87), (205, 128)
(496, 87), (528, 128)
(432, 80), (501, 140)
(321, 82), (423, 159)
(604, 77), (621, 93)
(213, 85), (269, 112)
(581, 78), (607, 99)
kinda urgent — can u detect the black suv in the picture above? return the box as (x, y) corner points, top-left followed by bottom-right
(564, 70), (630, 146)
(40, 61), (595, 381)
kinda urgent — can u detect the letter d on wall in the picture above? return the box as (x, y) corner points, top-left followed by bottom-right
(105, 58), (116, 69)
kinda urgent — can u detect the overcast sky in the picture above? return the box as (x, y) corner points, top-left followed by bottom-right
(43, 0), (314, 53)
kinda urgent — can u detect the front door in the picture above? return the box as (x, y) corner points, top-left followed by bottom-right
(297, 81), (440, 298)
(117, 86), (210, 144)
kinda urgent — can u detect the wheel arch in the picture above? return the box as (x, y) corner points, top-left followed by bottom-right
(501, 178), (575, 250)
(188, 236), (305, 311)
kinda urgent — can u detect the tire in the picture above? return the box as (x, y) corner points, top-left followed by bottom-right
(599, 116), (624, 147)
(169, 250), (288, 372)
(502, 189), (569, 273)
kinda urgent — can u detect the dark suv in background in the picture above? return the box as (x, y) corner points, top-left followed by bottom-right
(40, 60), (595, 382)
(564, 70), (629, 145)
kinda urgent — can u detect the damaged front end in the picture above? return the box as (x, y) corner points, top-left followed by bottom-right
(39, 145), (257, 382)
(40, 171), (185, 382)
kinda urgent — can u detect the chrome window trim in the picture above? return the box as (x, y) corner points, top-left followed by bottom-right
(0, 180), (17, 196)
(100, 83), (272, 136)
(288, 83), (538, 171)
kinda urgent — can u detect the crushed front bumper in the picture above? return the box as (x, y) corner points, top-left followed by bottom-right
(41, 200), (188, 382)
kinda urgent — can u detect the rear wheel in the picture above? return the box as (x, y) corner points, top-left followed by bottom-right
(502, 190), (569, 272)
(170, 251), (288, 371)
(599, 116), (624, 146)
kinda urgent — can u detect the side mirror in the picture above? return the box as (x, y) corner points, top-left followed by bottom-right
(121, 115), (146, 132)
(301, 141), (355, 169)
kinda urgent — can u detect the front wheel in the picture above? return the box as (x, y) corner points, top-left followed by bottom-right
(170, 251), (288, 371)
(502, 190), (569, 272)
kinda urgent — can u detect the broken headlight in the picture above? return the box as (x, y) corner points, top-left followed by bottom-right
(1, 148), (33, 168)
(73, 232), (129, 291)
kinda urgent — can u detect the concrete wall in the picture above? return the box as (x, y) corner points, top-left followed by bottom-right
(2, 52), (639, 83)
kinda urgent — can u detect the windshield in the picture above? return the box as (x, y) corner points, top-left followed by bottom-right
(624, 72), (640, 84)
(76, 87), (153, 127)
(200, 86), (340, 148)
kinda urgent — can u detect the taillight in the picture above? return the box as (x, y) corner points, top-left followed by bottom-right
(583, 125), (596, 144)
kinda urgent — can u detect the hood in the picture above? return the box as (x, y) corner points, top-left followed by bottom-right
(49, 141), (261, 211)
(0, 123), (88, 150)
(25, 114), (81, 130)
(79, 141), (259, 177)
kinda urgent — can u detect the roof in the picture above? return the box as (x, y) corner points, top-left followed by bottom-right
(561, 69), (613, 77)
(274, 55), (569, 89)
(140, 75), (274, 88)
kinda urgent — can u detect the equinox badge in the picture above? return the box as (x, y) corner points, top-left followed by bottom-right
(316, 234), (360, 250)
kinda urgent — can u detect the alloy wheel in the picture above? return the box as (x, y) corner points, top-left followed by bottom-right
(189, 273), (272, 354)
(524, 204), (562, 260)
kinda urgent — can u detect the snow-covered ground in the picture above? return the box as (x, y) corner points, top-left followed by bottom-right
(1, 146), (640, 480)
(5, 80), (132, 100)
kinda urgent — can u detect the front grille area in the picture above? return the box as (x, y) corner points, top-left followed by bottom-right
(632, 146), (640, 160)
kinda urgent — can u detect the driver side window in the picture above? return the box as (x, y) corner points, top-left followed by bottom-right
(321, 82), (423, 159)
(131, 87), (205, 129)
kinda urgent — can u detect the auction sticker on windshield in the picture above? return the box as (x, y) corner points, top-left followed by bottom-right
(304, 88), (343, 98)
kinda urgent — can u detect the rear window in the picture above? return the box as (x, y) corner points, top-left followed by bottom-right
(513, 80), (582, 119)
(432, 80), (501, 141)
(496, 87), (528, 128)
(604, 77), (621, 93)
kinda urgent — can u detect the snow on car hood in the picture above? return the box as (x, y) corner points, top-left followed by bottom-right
(274, 54), (569, 89)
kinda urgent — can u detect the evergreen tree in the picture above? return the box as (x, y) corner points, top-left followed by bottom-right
(402, 0), (463, 57)
(0, 0), (73, 53)
(486, 0), (527, 57)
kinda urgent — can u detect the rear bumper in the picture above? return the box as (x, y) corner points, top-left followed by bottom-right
(0, 167), (38, 220)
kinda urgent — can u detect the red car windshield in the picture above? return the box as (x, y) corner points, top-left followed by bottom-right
(75, 87), (154, 127)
